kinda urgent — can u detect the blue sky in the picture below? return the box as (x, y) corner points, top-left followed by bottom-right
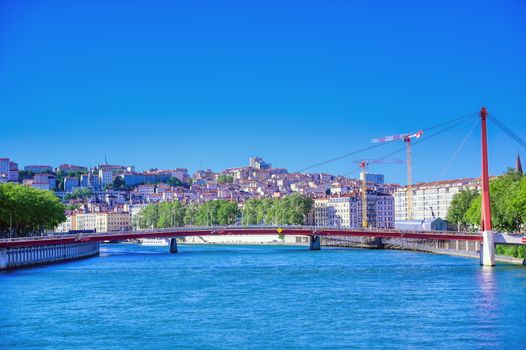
(1, 0), (525, 184)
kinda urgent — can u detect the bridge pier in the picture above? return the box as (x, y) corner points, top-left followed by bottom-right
(480, 231), (495, 266)
(170, 238), (178, 254)
(309, 236), (321, 250)
(0, 249), (7, 270)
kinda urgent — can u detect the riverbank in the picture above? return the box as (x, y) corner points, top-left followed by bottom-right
(323, 236), (526, 265)
(0, 242), (100, 270)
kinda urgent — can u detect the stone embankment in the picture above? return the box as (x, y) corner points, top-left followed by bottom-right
(0, 242), (99, 270)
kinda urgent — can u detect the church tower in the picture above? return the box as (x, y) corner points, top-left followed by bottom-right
(516, 153), (523, 175)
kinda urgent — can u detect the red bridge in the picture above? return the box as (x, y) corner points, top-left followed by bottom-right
(0, 226), (482, 249)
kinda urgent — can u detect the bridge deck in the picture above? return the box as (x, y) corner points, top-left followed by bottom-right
(0, 226), (485, 248)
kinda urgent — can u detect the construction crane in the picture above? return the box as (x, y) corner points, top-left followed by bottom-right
(353, 159), (404, 228)
(371, 130), (423, 220)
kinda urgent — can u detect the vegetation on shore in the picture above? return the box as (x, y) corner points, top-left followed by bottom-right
(447, 169), (526, 258)
(133, 194), (313, 229)
(241, 194), (313, 225)
(0, 183), (66, 238)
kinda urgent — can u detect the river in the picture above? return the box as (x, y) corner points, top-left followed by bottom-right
(1, 244), (525, 349)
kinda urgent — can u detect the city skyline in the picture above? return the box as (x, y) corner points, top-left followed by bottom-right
(2, 1), (526, 183)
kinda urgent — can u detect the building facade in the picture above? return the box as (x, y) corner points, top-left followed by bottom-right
(313, 193), (394, 229)
(67, 212), (131, 232)
(394, 178), (480, 221)
(24, 165), (53, 173)
(64, 176), (80, 192)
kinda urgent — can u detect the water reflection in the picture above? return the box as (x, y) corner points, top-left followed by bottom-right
(477, 266), (497, 307)
(473, 266), (499, 347)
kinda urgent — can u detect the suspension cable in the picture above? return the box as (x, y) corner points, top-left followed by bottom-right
(342, 114), (478, 177)
(488, 114), (526, 150)
(296, 112), (478, 173)
(436, 118), (479, 181)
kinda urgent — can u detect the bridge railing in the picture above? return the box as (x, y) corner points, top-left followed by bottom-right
(0, 225), (483, 244)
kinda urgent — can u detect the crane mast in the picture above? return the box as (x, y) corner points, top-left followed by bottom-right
(371, 130), (423, 222)
(354, 159), (403, 229)
(359, 161), (368, 228)
(404, 137), (413, 220)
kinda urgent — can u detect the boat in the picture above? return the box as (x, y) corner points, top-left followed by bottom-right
(138, 238), (170, 246)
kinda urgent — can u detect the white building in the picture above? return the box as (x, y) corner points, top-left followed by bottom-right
(0, 158), (18, 182)
(8, 161), (18, 182)
(0, 158), (10, 174)
(64, 176), (79, 192)
(249, 156), (271, 169)
(394, 178), (480, 221)
(313, 193), (394, 229)
(98, 169), (114, 188)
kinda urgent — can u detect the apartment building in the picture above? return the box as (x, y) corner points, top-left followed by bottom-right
(69, 212), (131, 232)
(64, 176), (80, 192)
(313, 193), (394, 229)
(394, 178), (480, 221)
(0, 158), (18, 182)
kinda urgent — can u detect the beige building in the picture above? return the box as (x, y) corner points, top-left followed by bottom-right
(394, 178), (480, 221)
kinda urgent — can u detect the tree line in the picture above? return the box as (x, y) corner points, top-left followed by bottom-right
(0, 183), (66, 238)
(241, 194), (313, 225)
(133, 194), (313, 229)
(446, 169), (526, 258)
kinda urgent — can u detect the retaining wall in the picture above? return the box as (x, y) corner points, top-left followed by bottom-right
(0, 242), (99, 270)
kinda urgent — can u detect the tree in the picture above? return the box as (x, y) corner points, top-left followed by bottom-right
(112, 176), (126, 191)
(183, 203), (199, 226)
(217, 175), (234, 184)
(194, 200), (240, 226)
(18, 170), (35, 181)
(134, 194), (313, 229)
(241, 194), (313, 225)
(168, 176), (184, 187)
(135, 203), (160, 229)
(0, 183), (66, 237)
(64, 187), (93, 200)
(463, 170), (525, 232)
(156, 201), (186, 228)
(446, 188), (478, 230)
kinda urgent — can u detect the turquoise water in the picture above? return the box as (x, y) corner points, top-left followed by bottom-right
(1, 244), (526, 349)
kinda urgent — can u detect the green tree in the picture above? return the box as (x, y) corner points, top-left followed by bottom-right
(194, 200), (240, 226)
(18, 170), (35, 181)
(241, 194), (313, 225)
(217, 175), (234, 184)
(183, 203), (199, 226)
(496, 245), (526, 259)
(463, 170), (525, 232)
(64, 187), (93, 200)
(112, 176), (126, 191)
(135, 203), (160, 229)
(446, 188), (479, 230)
(168, 176), (184, 187)
(0, 183), (66, 237)
(156, 201), (186, 228)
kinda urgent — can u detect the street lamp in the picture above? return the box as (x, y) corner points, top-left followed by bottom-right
(9, 212), (13, 239)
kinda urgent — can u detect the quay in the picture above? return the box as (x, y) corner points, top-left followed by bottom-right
(0, 242), (99, 270)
